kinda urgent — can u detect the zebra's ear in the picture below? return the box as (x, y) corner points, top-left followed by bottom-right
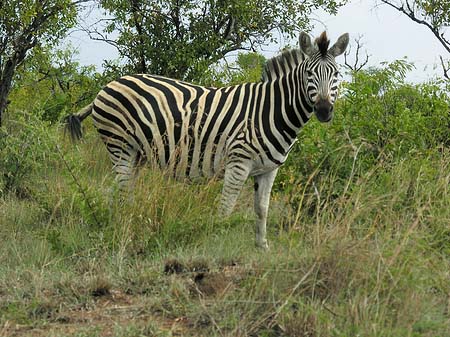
(299, 32), (315, 57)
(329, 33), (350, 57)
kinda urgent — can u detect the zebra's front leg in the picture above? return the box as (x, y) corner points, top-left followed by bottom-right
(218, 160), (251, 217)
(253, 169), (278, 250)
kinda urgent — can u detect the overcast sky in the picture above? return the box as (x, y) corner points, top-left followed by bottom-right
(67, 0), (449, 82)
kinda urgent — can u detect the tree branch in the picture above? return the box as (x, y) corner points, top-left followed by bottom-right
(380, 0), (450, 54)
(170, 0), (183, 40)
(130, 0), (147, 73)
(79, 24), (119, 50)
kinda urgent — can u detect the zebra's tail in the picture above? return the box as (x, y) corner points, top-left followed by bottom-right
(64, 103), (94, 141)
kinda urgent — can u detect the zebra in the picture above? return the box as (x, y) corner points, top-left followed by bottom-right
(65, 31), (349, 249)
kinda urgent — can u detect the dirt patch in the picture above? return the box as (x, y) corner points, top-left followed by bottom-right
(163, 257), (210, 275)
(1, 260), (249, 337)
(1, 290), (189, 337)
(164, 258), (248, 299)
(192, 272), (231, 297)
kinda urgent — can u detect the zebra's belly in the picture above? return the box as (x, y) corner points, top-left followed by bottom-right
(249, 159), (283, 177)
(147, 143), (227, 180)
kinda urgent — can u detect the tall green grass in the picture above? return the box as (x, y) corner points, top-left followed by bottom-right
(0, 110), (449, 336)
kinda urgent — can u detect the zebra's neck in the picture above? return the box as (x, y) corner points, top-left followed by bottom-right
(284, 63), (315, 130)
(255, 66), (314, 157)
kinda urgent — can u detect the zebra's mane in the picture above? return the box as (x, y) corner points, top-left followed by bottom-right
(262, 49), (304, 82)
(316, 31), (330, 57)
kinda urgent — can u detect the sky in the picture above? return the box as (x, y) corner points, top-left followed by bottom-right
(309, 0), (448, 82)
(67, 0), (449, 82)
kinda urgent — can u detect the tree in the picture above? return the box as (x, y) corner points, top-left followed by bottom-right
(201, 51), (266, 86)
(380, 0), (450, 79)
(86, 0), (347, 81)
(0, 0), (88, 126)
(9, 45), (102, 122)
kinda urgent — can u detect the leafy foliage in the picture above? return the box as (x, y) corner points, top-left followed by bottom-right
(96, 0), (347, 81)
(340, 60), (449, 153)
(410, 0), (449, 29)
(200, 51), (266, 86)
(8, 45), (103, 123)
(0, 113), (57, 197)
(0, 0), (78, 50)
(275, 59), (450, 223)
(0, 0), (86, 124)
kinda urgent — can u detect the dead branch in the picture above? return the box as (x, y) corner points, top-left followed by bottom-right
(344, 35), (370, 72)
(380, 0), (450, 54)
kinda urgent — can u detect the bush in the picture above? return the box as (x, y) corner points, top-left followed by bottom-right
(0, 112), (58, 197)
(340, 60), (449, 156)
(277, 60), (450, 192)
(8, 45), (103, 123)
(273, 60), (450, 233)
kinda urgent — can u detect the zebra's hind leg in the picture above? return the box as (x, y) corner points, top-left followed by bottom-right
(218, 159), (251, 217)
(113, 161), (138, 192)
(108, 145), (142, 198)
(253, 169), (278, 250)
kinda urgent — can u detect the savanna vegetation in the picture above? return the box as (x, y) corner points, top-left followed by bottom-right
(1, 1), (449, 336)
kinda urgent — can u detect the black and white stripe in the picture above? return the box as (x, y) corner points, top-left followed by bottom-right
(65, 31), (349, 249)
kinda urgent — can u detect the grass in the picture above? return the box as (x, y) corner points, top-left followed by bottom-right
(0, 119), (449, 336)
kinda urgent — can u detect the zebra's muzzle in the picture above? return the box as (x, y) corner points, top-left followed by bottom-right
(314, 99), (334, 123)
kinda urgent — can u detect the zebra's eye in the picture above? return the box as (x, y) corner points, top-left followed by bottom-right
(306, 70), (313, 77)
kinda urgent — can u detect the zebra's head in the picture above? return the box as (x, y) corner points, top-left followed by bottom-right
(299, 31), (349, 123)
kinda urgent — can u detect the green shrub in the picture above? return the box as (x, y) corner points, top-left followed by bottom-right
(8, 45), (103, 123)
(340, 61), (449, 156)
(0, 112), (58, 197)
(277, 60), (449, 193)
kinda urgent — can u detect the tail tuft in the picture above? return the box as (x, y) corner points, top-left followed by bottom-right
(64, 114), (83, 141)
(63, 103), (93, 141)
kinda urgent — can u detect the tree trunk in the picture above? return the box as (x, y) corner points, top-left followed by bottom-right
(0, 60), (17, 127)
(0, 36), (34, 126)
(130, 0), (147, 73)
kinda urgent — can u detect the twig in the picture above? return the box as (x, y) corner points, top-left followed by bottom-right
(439, 55), (449, 80)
